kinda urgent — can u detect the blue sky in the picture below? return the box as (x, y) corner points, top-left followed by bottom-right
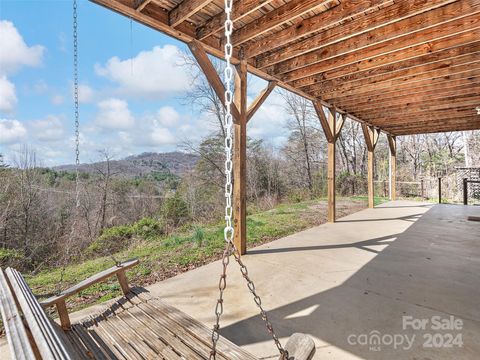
(0, 0), (289, 166)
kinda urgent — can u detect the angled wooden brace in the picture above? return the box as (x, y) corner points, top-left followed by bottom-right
(247, 81), (277, 122)
(362, 124), (381, 152)
(188, 40), (241, 123)
(314, 102), (346, 222)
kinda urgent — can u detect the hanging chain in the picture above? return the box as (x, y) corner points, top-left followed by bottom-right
(210, 0), (288, 358)
(73, 0), (80, 208)
(57, 0), (81, 295)
(209, 0), (235, 354)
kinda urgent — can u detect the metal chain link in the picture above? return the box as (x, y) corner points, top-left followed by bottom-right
(57, 0), (81, 295)
(210, 0), (288, 358)
(73, 0), (81, 208)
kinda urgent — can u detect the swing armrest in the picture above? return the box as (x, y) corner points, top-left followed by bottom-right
(41, 259), (139, 308)
(40, 259), (139, 330)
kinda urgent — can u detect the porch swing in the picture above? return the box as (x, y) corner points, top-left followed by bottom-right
(0, 1), (315, 359)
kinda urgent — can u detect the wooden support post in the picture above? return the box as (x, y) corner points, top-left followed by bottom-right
(438, 177), (442, 204)
(234, 60), (248, 255)
(189, 41), (275, 255)
(387, 135), (397, 201)
(362, 124), (380, 208)
(116, 269), (130, 295)
(56, 300), (71, 331)
(314, 103), (345, 222)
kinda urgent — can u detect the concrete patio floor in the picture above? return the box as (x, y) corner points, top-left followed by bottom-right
(138, 200), (480, 359)
(2, 200), (479, 359)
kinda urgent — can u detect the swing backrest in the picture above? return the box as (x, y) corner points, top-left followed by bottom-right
(0, 267), (74, 359)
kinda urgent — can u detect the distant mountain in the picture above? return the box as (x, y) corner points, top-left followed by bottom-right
(54, 151), (199, 179)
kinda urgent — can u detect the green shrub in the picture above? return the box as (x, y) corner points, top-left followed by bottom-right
(86, 218), (165, 257)
(87, 225), (134, 256)
(191, 226), (205, 247)
(133, 217), (165, 239)
(163, 192), (190, 227)
(0, 248), (24, 268)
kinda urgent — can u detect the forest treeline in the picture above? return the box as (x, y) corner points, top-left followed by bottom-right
(1, 54), (479, 273)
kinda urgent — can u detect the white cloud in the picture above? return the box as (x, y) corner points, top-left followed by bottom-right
(78, 84), (94, 103)
(51, 94), (64, 105)
(0, 21), (44, 76)
(29, 115), (65, 142)
(0, 119), (27, 144)
(150, 127), (176, 146)
(247, 90), (289, 144)
(95, 45), (190, 98)
(0, 21), (44, 113)
(156, 106), (180, 127)
(95, 98), (135, 130)
(0, 76), (17, 112)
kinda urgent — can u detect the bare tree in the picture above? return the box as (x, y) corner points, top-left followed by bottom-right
(281, 91), (320, 193)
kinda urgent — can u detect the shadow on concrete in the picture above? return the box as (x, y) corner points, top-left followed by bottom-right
(247, 233), (397, 255)
(220, 204), (480, 359)
(335, 213), (423, 224)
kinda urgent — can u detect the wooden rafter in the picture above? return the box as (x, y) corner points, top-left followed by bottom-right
(245, 0), (387, 58)
(258, 0), (464, 70)
(335, 81), (480, 109)
(283, 27), (480, 84)
(196, 0), (276, 40)
(232, 0), (330, 46)
(293, 41), (480, 89)
(307, 55), (480, 97)
(169, 0), (214, 27)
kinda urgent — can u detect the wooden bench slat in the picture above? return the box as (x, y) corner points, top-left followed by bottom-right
(0, 269), (36, 360)
(41, 259), (139, 307)
(6, 267), (73, 360)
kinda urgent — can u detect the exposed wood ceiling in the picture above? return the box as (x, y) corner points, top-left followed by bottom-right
(92, 0), (480, 136)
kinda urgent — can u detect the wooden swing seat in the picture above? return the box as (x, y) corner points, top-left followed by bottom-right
(0, 260), (315, 360)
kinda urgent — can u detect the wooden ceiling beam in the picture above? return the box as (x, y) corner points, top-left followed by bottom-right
(385, 117), (479, 130)
(336, 86), (480, 112)
(265, 8), (480, 79)
(330, 72), (480, 102)
(314, 63), (480, 99)
(335, 80), (480, 108)
(244, 0), (387, 58)
(258, 0), (466, 70)
(372, 110), (478, 125)
(169, 0), (215, 27)
(306, 53), (480, 96)
(134, 0), (152, 12)
(282, 26), (480, 84)
(293, 40), (480, 89)
(351, 95), (480, 115)
(232, 0), (330, 46)
(386, 117), (480, 135)
(338, 86), (480, 112)
(196, 0), (276, 40)
(352, 104), (478, 124)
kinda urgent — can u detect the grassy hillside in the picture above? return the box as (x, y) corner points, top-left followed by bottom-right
(27, 196), (387, 315)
